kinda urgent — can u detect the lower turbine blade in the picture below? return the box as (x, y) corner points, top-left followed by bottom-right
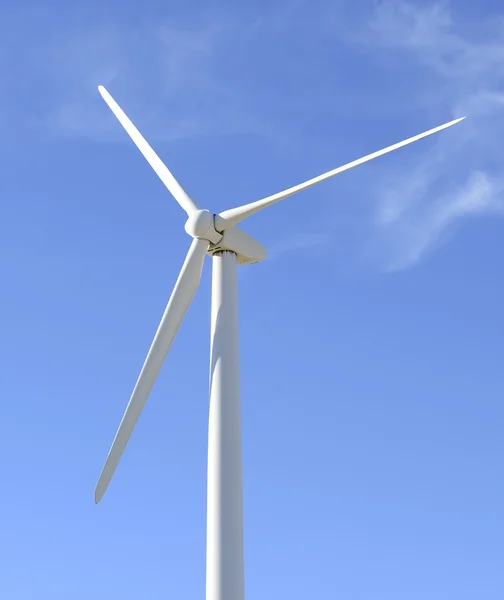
(95, 238), (208, 503)
(214, 116), (465, 230)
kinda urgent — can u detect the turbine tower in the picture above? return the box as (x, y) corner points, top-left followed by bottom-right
(95, 85), (464, 600)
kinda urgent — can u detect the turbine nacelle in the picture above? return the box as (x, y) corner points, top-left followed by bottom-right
(207, 226), (266, 265)
(184, 209), (266, 265)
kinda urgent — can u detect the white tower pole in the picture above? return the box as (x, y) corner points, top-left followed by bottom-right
(206, 251), (245, 600)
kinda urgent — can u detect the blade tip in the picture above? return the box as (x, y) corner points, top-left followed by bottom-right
(97, 85), (108, 98)
(450, 116), (466, 126)
(439, 116), (466, 132)
(94, 483), (105, 504)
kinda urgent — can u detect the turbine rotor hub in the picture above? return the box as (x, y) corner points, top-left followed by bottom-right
(184, 209), (223, 244)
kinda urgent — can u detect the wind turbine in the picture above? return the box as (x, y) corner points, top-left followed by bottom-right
(95, 84), (464, 600)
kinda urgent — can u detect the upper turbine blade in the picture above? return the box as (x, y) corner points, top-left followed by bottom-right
(215, 116), (465, 231)
(95, 237), (208, 503)
(98, 85), (199, 216)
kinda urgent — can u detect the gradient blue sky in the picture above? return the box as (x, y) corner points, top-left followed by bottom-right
(1, 0), (503, 598)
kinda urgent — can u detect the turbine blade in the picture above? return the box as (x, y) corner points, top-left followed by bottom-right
(98, 85), (199, 216)
(215, 116), (466, 230)
(95, 237), (208, 503)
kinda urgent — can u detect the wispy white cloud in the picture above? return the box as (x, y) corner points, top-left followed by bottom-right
(0, 9), (274, 144)
(377, 170), (504, 270)
(268, 232), (333, 260)
(50, 20), (272, 142)
(352, 0), (504, 270)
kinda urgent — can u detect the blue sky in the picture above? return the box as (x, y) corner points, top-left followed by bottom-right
(1, 0), (504, 597)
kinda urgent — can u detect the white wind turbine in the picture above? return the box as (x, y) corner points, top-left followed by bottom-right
(95, 85), (464, 600)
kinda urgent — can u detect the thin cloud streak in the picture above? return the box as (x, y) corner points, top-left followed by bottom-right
(47, 20), (267, 142)
(268, 232), (333, 260)
(355, 0), (504, 270)
(0, 9), (276, 144)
